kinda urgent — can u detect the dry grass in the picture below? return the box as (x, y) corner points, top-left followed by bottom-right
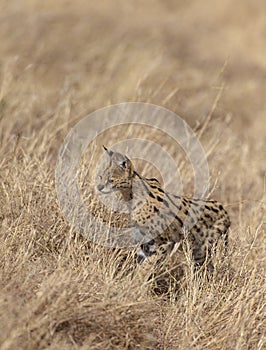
(0, 1), (265, 349)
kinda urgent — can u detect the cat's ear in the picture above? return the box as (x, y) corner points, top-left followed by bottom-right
(118, 156), (133, 173)
(102, 145), (113, 157)
(118, 158), (128, 169)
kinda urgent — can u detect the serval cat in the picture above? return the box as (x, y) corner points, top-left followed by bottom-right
(96, 146), (230, 271)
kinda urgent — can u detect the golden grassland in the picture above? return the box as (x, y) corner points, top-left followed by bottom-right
(0, 1), (265, 349)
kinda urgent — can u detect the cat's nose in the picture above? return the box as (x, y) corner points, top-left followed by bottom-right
(97, 184), (104, 192)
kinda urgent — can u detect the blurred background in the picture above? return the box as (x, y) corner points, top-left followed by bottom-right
(0, 0), (265, 137)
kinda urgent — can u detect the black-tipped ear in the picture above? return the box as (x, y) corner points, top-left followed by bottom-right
(102, 145), (113, 156)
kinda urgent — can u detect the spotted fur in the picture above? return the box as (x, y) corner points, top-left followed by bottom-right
(96, 146), (230, 269)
